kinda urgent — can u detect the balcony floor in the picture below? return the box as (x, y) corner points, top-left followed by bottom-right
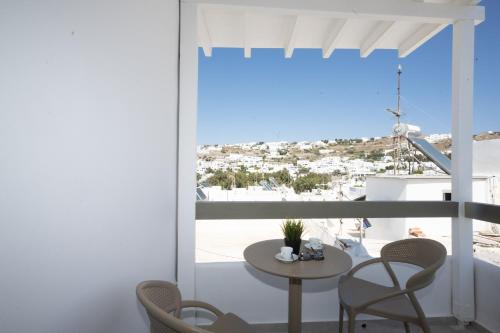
(253, 319), (486, 333)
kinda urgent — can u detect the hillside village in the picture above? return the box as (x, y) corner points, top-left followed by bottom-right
(196, 131), (500, 193)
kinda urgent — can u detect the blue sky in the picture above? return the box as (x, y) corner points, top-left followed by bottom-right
(198, 1), (499, 145)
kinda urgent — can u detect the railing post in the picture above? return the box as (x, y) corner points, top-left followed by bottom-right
(451, 19), (475, 323)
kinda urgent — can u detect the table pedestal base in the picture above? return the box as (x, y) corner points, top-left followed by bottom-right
(288, 278), (302, 333)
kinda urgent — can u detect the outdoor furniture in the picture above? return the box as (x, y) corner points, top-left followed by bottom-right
(137, 280), (254, 333)
(244, 239), (353, 333)
(338, 238), (447, 333)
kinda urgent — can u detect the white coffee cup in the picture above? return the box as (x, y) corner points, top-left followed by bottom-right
(280, 246), (293, 260)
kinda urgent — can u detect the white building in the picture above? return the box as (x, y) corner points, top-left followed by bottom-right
(366, 139), (500, 241)
(365, 175), (492, 240)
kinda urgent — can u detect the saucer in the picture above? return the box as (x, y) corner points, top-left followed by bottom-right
(304, 242), (324, 250)
(275, 253), (299, 263)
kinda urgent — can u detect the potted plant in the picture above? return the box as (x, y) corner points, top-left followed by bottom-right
(281, 219), (304, 255)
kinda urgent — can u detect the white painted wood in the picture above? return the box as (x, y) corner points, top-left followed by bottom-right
(360, 21), (395, 58)
(199, 8), (213, 57)
(194, 0), (483, 59)
(285, 15), (300, 58)
(322, 18), (347, 58)
(451, 19), (475, 322)
(399, 23), (448, 57)
(178, 2), (199, 300)
(187, 0), (485, 24)
(244, 13), (252, 58)
(244, 47), (252, 58)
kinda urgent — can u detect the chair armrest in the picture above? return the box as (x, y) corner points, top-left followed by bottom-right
(348, 258), (385, 276)
(181, 300), (224, 317)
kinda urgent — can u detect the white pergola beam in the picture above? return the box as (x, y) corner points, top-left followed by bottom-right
(244, 13), (251, 58)
(451, 19), (475, 323)
(188, 0), (484, 25)
(322, 18), (347, 58)
(199, 9), (213, 57)
(399, 23), (448, 57)
(285, 16), (300, 58)
(360, 21), (395, 58)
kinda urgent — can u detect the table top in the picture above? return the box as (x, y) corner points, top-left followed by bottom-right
(244, 239), (353, 280)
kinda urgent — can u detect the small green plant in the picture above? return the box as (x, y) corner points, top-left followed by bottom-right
(281, 219), (304, 242)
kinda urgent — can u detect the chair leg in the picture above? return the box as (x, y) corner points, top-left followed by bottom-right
(408, 293), (430, 333)
(348, 312), (356, 333)
(419, 317), (431, 333)
(338, 304), (344, 333)
(403, 322), (410, 333)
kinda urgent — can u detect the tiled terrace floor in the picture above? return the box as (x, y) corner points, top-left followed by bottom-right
(253, 319), (486, 333)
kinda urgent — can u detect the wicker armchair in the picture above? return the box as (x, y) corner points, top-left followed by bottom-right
(338, 238), (447, 333)
(137, 280), (254, 333)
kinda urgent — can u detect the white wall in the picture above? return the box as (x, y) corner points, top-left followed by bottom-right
(405, 179), (453, 237)
(196, 258), (452, 324)
(365, 177), (406, 240)
(474, 139), (500, 204)
(366, 176), (490, 240)
(475, 258), (500, 332)
(473, 139), (500, 177)
(0, 1), (179, 332)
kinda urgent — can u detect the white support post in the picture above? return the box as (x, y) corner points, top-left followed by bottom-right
(451, 19), (475, 323)
(177, 2), (199, 300)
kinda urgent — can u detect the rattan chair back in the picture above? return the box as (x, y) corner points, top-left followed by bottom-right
(137, 280), (207, 333)
(381, 238), (447, 289)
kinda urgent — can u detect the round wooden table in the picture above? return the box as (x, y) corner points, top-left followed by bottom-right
(244, 239), (352, 333)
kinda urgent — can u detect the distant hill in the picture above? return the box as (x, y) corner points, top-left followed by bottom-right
(198, 132), (500, 163)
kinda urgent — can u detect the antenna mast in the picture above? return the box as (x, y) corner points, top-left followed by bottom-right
(386, 64), (403, 175)
(397, 64), (402, 127)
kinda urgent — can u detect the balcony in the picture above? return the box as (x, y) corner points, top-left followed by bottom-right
(194, 199), (499, 330)
(2, 1), (500, 333)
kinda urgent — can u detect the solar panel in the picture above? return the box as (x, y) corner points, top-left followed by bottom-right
(259, 180), (273, 191)
(406, 136), (451, 175)
(268, 177), (280, 188)
(196, 187), (207, 201)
